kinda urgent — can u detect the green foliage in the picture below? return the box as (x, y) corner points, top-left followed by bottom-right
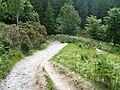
(44, 2), (56, 35)
(57, 3), (81, 35)
(0, 54), (10, 79)
(31, 0), (120, 28)
(50, 44), (120, 89)
(74, 0), (88, 27)
(0, 22), (47, 81)
(19, 22), (47, 49)
(0, 24), (32, 51)
(47, 35), (120, 54)
(85, 15), (107, 40)
(45, 74), (55, 90)
(0, 0), (39, 24)
(94, 54), (120, 89)
(106, 8), (120, 45)
(30, 0), (47, 24)
(0, 22), (47, 51)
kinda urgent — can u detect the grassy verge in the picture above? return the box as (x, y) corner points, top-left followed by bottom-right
(30, 42), (49, 54)
(45, 73), (55, 90)
(0, 42), (49, 81)
(50, 44), (120, 90)
(47, 34), (120, 54)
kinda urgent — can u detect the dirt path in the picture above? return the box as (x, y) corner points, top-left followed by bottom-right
(43, 61), (79, 90)
(0, 41), (68, 90)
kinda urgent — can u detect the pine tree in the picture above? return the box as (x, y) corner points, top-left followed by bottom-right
(75, 0), (88, 28)
(106, 8), (120, 45)
(85, 15), (106, 40)
(97, 0), (111, 19)
(30, 0), (47, 24)
(57, 3), (81, 35)
(44, 2), (55, 34)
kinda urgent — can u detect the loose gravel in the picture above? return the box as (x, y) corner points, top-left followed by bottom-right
(0, 41), (68, 90)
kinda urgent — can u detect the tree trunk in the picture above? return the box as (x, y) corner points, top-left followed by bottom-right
(16, 11), (19, 26)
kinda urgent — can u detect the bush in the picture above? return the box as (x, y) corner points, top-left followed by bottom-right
(0, 22), (47, 81)
(32, 22), (47, 37)
(0, 54), (10, 79)
(94, 54), (120, 89)
(19, 22), (47, 49)
(0, 24), (33, 52)
(0, 22), (47, 52)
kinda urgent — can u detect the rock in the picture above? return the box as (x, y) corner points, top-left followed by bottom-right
(96, 48), (103, 53)
(60, 59), (64, 62)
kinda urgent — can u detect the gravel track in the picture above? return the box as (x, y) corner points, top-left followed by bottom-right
(0, 42), (68, 90)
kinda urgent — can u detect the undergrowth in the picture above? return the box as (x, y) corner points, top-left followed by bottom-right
(47, 35), (120, 54)
(50, 44), (120, 90)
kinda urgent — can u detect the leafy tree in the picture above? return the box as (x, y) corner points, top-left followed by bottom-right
(44, 2), (55, 35)
(20, 1), (39, 22)
(85, 15), (106, 40)
(57, 3), (81, 35)
(0, 0), (39, 24)
(106, 8), (120, 45)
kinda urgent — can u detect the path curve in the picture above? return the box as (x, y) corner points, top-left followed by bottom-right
(0, 41), (68, 90)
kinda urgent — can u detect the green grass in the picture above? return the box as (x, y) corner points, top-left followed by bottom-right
(50, 44), (120, 90)
(30, 42), (49, 54)
(47, 34), (120, 54)
(45, 74), (55, 90)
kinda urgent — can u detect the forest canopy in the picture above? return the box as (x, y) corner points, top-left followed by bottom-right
(0, 0), (120, 44)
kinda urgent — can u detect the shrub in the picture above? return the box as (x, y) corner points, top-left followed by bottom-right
(94, 54), (120, 89)
(0, 41), (5, 55)
(0, 22), (47, 81)
(85, 15), (107, 41)
(32, 22), (47, 37)
(19, 22), (47, 49)
(0, 24), (32, 52)
(47, 35), (120, 54)
(0, 54), (10, 79)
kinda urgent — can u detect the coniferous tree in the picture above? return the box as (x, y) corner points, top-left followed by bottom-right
(57, 3), (81, 35)
(106, 8), (120, 45)
(85, 15), (106, 40)
(30, 0), (47, 24)
(97, 0), (111, 19)
(75, 0), (88, 28)
(44, 2), (55, 34)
